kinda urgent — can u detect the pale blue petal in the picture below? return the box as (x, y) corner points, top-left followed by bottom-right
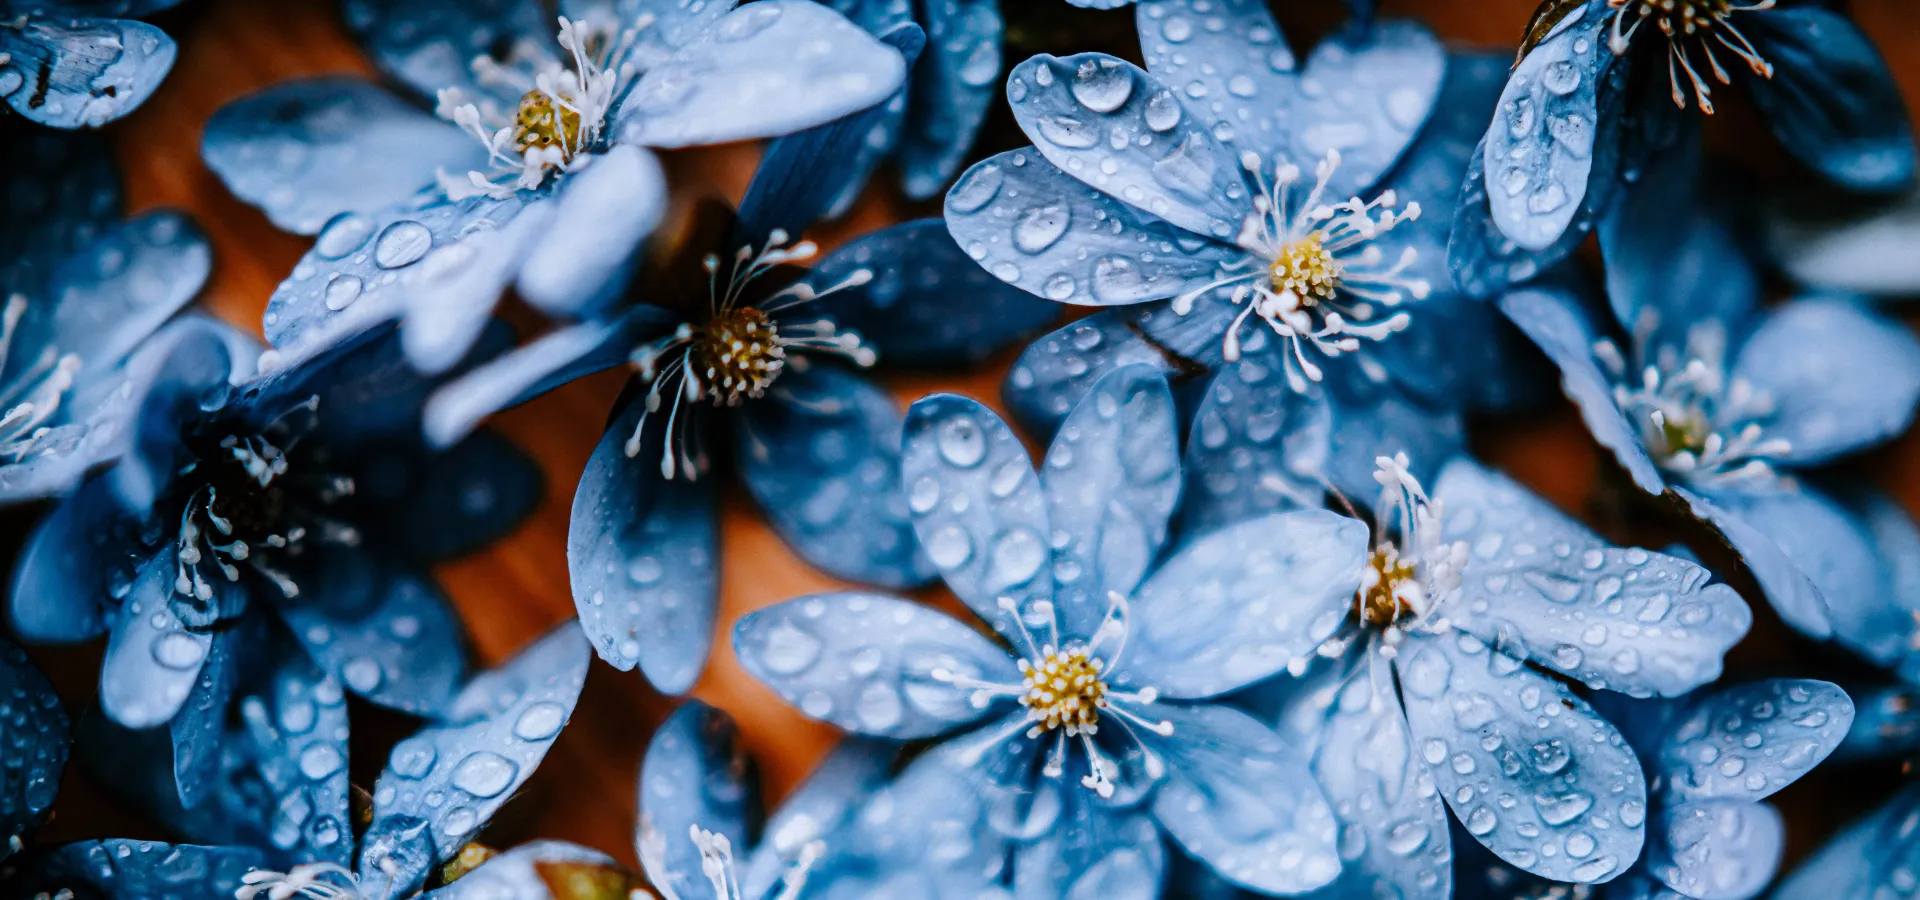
(0, 639), (66, 851)
(1000, 308), (1181, 439)
(1146, 703), (1341, 895)
(1678, 485), (1844, 641)
(559, 0), (737, 71)
(274, 553), (467, 715)
(942, 149), (1240, 309)
(1134, 0), (1299, 156)
(898, 0), (1001, 199)
(516, 145), (667, 318)
(637, 701), (758, 900)
(739, 738), (895, 898)
(1482, 4), (1614, 251)
(616, 0), (907, 149)
(1320, 377), (1463, 504)
(1041, 364), (1180, 638)
(1729, 297), (1920, 464)
(98, 549), (210, 730)
(395, 202), (555, 375)
(732, 592), (1019, 739)
(1014, 784), (1163, 900)
(1648, 800), (1783, 900)
(1766, 190), (1920, 298)
(1265, 21), (1444, 198)
(1772, 781), (1920, 900)
(1656, 679), (1853, 805)
(1825, 486), (1920, 671)
(340, 0), (551, 104)
(901, 392), (1052, 637)
(203, 78), (480, 235)
(1435, 458), (1749, 698)
(0, 15), (174, 128)
(1742, 6), (1916, 193)
(224, 656), (354, 867)
(1005, 52), (1250, 241)
(1395, 630), (1647, 883)
(1179, 362), (1333, 534)
(1120, 510), (1368, 699)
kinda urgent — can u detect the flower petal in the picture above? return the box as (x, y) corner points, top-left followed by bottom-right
(26, 210), (209, 395)
(1823, 485), (1920, 672)
(1729, 297), (1920, 464)
(616, 0), (908, 149)
(203, 78), (482, 236)
(1013, 784), (1164, 900)
(424, 841), (625, 900)
(1648, 799), (1784, 900)
(733, 592), (1019, 739)
(0, 639), (67, 848)
(516, 145), (667, 318)
(1396, 630), (1648, 883)
(1480, 4), (1614, 252)
(0, 16), (175, 128)
(1656, 679), (1853, 805)
(738, 738), (895, 899)
(1274, 20), (1445, 199)
(382, 429), (543, 563)
(637, 701), (760, 900)
(1145, 703), (1341, 894)
(1773, 781), (1920, 900)
(10, 477), (127, 642)
(1006, 52), (1250, 241)
(567, 390), (719, 694)
(1121, 510), (1368, 699)
(219, 655), (354, 867)
(1179, 362), (1334, 534)
(340, 0), (551, 104)
(8, 841), (267, 898)
(274, 551), (468, 715)
(902, 392), (1053, 636)
(1321, 376), (1464, 504)
(168, 625), (240, 810)
(1741, 6), (1916, 193)
(105, 320), (244, 515)
(1679, 485), (1848, 641)
(1000, 308), (1182, 440)
(99, 549), (211, 730)
(898, 0), (1001, 199)
(802, 219), (1058, 368)
(737, 364), (932, 589)
(1134, 0), (1299, 161)
(1435, 458), (1750, 698)
(1767, 190), (1920, 298)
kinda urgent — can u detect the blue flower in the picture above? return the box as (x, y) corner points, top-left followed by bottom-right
(201, 0), (909, 369)
(1452, 679), (1853, 900)
(1454, 0), (1916, 295)
(1766, 187), (1920, 300)
(416, 129), (1055, 695)
(0, 637), (66, 862)
(1772, 775), (1920, 900)
(1060, 0), (1374, 26)
(1499, 151), (1920, 647)
(735, 364), (1368, 896)
(6, 321), (542, 805)
(3, 623), (589, 900)
(0, 123), (211, 503)
(0, 0), (180, 128)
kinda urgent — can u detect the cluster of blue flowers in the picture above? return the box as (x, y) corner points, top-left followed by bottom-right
(2, 0), (1920, 897)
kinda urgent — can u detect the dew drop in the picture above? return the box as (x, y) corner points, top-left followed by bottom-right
(450, 751), (518, 799)
(373, 221), (433, 269)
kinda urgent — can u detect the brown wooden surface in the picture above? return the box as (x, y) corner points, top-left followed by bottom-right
(22, 0), (1920, 880)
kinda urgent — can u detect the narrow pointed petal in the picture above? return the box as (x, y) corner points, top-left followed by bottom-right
(99, 549), (210, 730)
(897, 0), (1001, 199)
(1481, 5), (1614, 252)
(637, 701), (760, 900)
(1741, 6), (1916, 193)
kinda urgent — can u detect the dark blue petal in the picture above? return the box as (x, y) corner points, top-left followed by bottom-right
(738, 738), (894, 898)
(1498, 286), (1667, 495)
(168, 625), (241, 810)
(942, 148), (1241, 309)
(1824, 485), (1920, 672)
(615, 1), (907, 149)
(802, 219), (1057, 367)
(274, 551), (467, 715)
(733, 592), (1018, 739)
(1435, 458), (1749, 698)
(0, 15), (174, 128)
(0, 122), (120, 295)
(1144, 702), (1340, 894)
(340, 0), (551, 104)
(10, 477), (129, 642)
(1005, 52), (1250, 241)
(98, 548), (211, 730)
(567, 388), (718, 694)
(1000, 308), (1182, 439)
(217, 655), (355, 867)
(1320, 375), (1464, 504)
(1647, 800), (1782, 900)
(1836, 683), (1920, 761)
(898, 0), (1000, 199)
(1656, 679), (1852, 805)
(422, 841), (624, 900)
(1730, 297), (1920, 464)
(1120, 510), (1367, 699)
(1013, 784), (1163, 900)
(1396, 630), (1647, 883)
(1179, 362), (1333, 534)
(737, 365), (929, 589)
(360, 622), (588, 898)
(7, 840), (268, 899)
(0, 638), (66, 852)
(6, 1), (189, 16)
(1481, 4), (1613, 252)
(29, 210), (209, 395)
(103, 320), (245, 515)
(517, 145), (668, 317)
(382, 429), (541, 562)
(203, 78), (482, 236)
(1772, 781), (1920, 900)
(1041, 364), (1180, 637)
(1676, 486), (1835, 640)
(1741, 6), (1916, 192)
(636, 700), (760, 900)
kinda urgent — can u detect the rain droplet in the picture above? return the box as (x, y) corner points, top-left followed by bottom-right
(314, 214), (373, 259)
(947, 164), (1003, 213)
(1071, 59), (1134, 113)
(925, 525), (974, 569)
(451, 751), (518, 798)
(1143, 90), (1182, 132)
(298, 743), (344, 780)
(1035, 115), (1098, 150)
(342, 658), (383, 693)
(759, 621), (824, 675)
(936, 416), (987, 467)
(151, 632), (206, 670)
(1014, 205), (1072, 254)
(374, 221), (432, 269)
(389, 737), (437, 778)
(1543, 60), (1581, 95)
(1043, 272), (1076, 300)
(989, 527), (1047, 586)
(512, 701), (566, 741)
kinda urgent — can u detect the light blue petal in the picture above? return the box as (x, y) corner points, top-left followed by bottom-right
(1000, 308), (1182, 440)
(1772, 781), (1920, 900)
(1766, 189), (1920, 298)
(1179, 362), (1333, 534)
(203, 78), (481, 236)
(1742, 6), (1916, 193)
(1824, 485), (1920, 671)
(1120, 510), (1368, 699)
(1134, 0), (1299, 152)
(361, 622), (588, 898)
(0, 639), (66, 852)
(1395, 630), (1647, 883)
(1730, 297), (1920, 464)
(227, 656), (354, 867)
(274, 553), (467, 715)
(616, 0), (907, 149)
(1013, 784), (1163, 900)
(739, 738), (895, 898)
(515, 145), (667, 317)
(1145, 702), (1341, 895)
(1481, 4), (1613, 252)
(559, 0), (737, 71)
(737, 365), (932, 589)
(423, 842), (624, 900)
(1678, 485), (1843, 641)
(99, 548), (211, 730)
(637, 701), (758, 900)
(1005, 52), (1250, 241)
(803, 219), (1058, 368)
(898, 0), (1001, 199)
(0, 15), (174, 128)
(1648, 800), (1783, 900)
(1498, 286), (1667, 495)
(340, 0), (551, 104)
(817, 748), (1010, 897)
(1435, 458), (1750, 698)
(168, 626), (239, 811)
(1320, 376), (1463, 504)
(942, 148), (1241, 309)
(1838, 683), (1920, 761)
(395, 202), (555, 375)
(901, 392), (1052, 637)
(1041, 364), (1181, 638)
(732, 592), (1018, 739)
(567, 389), (718, 694)
(1656, 679), (1853, 805)
(10, 477), (126, 643)
(9, 841), (267, 898)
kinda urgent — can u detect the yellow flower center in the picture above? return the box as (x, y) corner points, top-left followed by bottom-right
(692, 307), (784, 406)
(513, 89), (584, 160)
(1359, 548), (1419, 629)
(1268, 232), (1343, 304)
(1019, 648), (1108, 734)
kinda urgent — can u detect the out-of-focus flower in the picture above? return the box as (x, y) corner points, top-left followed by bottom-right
(736, 364), (1365, 896)
(1453, 0), (1915, 296)
(1770, 776), (1920, 900)
(0, 637), (65, 863)
(1, 624), (589, 900)
(202, 0), (909, 369)
(1765, 187), (1920, 300)
(0, 0), (181, 128)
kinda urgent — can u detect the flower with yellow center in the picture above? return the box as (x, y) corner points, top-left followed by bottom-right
(1018, 647), (1108, 735)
